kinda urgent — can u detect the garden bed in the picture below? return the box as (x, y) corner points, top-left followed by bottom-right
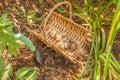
(0, 0), (120, 80)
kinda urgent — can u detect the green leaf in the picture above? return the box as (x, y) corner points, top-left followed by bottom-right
(100, 28), (106, 53)
(116, 22), (120, 31)
(0, 56), (13, 80)
(1, 63), (13, 80)
(0, 56), (6, 70)
(113, 0), (119, 4)
(109, 70), (112, 80)
(7, 39), (23, 49)
(26, 71), (37, 80)
(110, 54), (120, 72)
(106, 0), (120, 48)
(8, 46), (18, 56)
(16, 67), (39, 80)
(0, 42), (6, 54)
(16, 69), (29, 80)
(0, 14), (8, 24)
(34, 14), (46, 22)
(0, 14), (23, 56)
(109, 22), (120, 46)
(95, 61), (101, 80)
(38, 0), (43, 3)
(73, 12), (88, 17)
(27, 10), (36, 18)
(4, 21), (13, 27)
(102, 46), (112, 80)
(6, 25), (14, 32)
(109, 64), (120, 79)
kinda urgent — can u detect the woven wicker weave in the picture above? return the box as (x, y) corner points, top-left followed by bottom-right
(25, 1), (93, 65)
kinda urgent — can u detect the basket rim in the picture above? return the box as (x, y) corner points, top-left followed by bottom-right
(44, 9), (93, 34)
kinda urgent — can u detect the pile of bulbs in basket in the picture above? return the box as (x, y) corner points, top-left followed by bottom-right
(48, 29), (92, 52)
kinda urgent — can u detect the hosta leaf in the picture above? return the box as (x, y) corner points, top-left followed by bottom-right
(0, 42), (6, 54)
(1, 63), (13, 80)
(16, 67), (39, 80)
(8, 46), (18, 56)
(16, 70), (30, 80)
(0, 33), (7, 42)
(7, 39), (23, 49)
(4, 21), (13, 27)
(26, 71), (37, 80)
(6, 25), (14, 32)
(0, 56), (13, 80)
(0, 56), (6, 70)
(0, 14), (24, 56)
(0, 14), (8, 24)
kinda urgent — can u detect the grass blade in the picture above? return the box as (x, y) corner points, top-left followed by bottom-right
(94, 61), (101, 80)
(102, 46), (112, 80)
(106, 0), (120, 49)
(100, 28), (106, 53)
(109, 70), (112, 80)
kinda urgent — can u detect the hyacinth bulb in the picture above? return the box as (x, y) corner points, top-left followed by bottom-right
(69, 40), (77, 51)
(57, 40), (69, 50)
(63, 41), (69, 49)
(55, 33), (62, 41)
(49, 30), (56, 38)
(57, 41), (65, 50)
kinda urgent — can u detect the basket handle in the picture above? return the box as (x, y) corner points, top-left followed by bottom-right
(43, 1), (72, 43)
(44, 1), (72, 21)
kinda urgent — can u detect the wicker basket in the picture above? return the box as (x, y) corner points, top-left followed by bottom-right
(25, 1), (93, 65)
